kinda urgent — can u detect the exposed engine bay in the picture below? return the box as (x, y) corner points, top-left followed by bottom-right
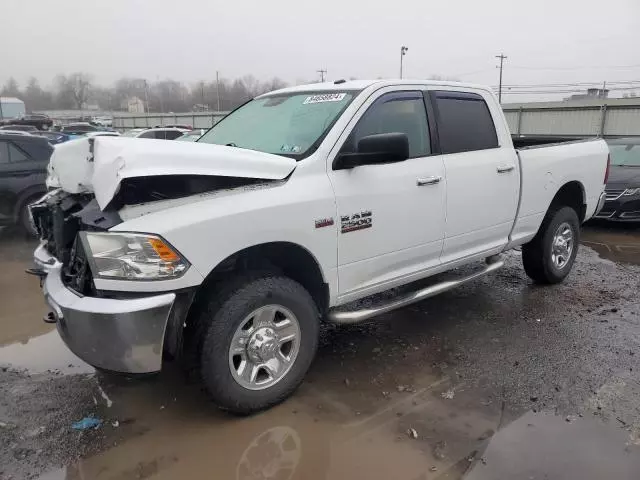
(30, 175), (268, 295)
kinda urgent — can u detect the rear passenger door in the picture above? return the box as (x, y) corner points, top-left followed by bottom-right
(429, 90), (519, 263)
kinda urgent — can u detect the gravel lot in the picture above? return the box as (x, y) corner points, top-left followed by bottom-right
(1, 222), (639, 480)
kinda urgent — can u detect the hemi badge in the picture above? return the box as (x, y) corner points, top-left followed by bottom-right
(315, 218), (334, 228)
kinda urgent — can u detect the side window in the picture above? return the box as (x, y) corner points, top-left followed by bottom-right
(138, 131), (156, 139)
(8, 143), (30, 162)
(343, 91), (431, 158)
(0, 142), (9, 164)
(432, 91), (498, 154)
(164, 130), (183, 140)
(155, 131), (168, 140)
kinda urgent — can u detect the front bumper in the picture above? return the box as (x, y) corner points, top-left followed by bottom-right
(34, 244), (175, 373)
(593, 195), (640, 222)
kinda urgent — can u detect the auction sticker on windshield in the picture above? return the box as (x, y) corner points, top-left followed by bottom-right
(303, 93), (347, 104)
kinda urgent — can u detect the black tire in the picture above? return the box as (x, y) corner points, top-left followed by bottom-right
(193, 273), (319, 414)
(522, 206), (580, 284)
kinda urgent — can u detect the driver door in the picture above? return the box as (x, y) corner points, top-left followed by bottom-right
(327, 89), (446, 302)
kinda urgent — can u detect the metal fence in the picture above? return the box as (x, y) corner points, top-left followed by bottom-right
(112, 98), (640, 137)
(113, 111), (229, 130)
(503, 98), (640, 138)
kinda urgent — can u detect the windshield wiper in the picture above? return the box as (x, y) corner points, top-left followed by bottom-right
(225, 142), (238, 147)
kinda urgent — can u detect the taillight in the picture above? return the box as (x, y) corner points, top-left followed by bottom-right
(604, 153), (611, 184)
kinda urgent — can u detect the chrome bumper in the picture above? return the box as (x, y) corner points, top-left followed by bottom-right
(34, 244), (175, 374)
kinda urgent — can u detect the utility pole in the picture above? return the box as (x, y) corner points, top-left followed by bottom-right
(157, 75), (164, 114)
(400, 46), (408, 79)
(143, 80), (150, 114)
(216, 71), (221, 111)
(317, 69), (327, 82)
(495, 53), (507, 103)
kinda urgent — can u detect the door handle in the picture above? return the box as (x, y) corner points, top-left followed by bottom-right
(416, 176), (442, 186)
(496, 165), (515, 173)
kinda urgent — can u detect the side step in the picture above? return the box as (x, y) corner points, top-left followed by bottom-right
(328, 256), (504, 324)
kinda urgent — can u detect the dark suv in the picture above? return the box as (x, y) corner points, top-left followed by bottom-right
(0, 133), (53, 233)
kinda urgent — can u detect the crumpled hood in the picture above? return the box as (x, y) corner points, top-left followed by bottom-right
(47, 136), (297, 209)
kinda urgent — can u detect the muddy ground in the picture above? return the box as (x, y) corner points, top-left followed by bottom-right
(1, 222), (639, 480)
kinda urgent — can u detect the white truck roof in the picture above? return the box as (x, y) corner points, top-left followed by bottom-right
(260, 79), (493, 97)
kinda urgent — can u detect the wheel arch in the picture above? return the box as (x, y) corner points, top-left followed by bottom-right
(189, 241), (329, 324)
(547, 180), (586, 223)
(174, 241), (329, 367)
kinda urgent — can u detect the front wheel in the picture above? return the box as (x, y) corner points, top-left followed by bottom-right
(522, 206), (580, 284)
(195, 274), (319, 414)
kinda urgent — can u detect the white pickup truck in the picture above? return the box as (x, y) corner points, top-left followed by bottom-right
(29, 80), (609, 413)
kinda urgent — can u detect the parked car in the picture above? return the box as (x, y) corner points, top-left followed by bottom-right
(155, 124), (193, 130)
(91, 117), (113, 127)
(593, 137), (640, 222)
(60, 122), (100, 135)
(0, 130), (34, 136)
(34, 131), (77, 145)
(122, 127), (189, 140)
(30, 80), (609, 414)
(0, 133), (53, 234)
(0, 124), (38, 133)
(176, 129), (205, 141)
(7, 113), (53, 131)
(84, 131), (121, 138)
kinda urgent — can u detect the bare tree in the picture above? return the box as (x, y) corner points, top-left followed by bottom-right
(54, 73), (92, 109)
(68, 73), (92, 109)
(1, 77), (21, 98)
(24, 77), (54, 111)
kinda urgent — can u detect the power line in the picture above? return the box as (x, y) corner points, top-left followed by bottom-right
(509, 64), (640, 71)
(495, 80), (640, 89)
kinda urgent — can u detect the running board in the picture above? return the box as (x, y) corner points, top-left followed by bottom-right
(328, 257), (504, 324)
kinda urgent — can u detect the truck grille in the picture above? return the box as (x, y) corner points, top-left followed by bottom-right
(605, 189), (625, 201)
(30, 193), (96, 295)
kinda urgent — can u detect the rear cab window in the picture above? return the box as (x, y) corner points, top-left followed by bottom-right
(430, 91), (498, 154)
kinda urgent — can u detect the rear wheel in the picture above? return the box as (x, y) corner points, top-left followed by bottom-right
(193, 274), (319, 414)
(522, 206), (580, 284)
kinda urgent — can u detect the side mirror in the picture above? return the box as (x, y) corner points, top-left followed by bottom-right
(333, 132), (410, 170)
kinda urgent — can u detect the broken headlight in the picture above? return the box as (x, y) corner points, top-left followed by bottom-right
(80, 232), (189, 280)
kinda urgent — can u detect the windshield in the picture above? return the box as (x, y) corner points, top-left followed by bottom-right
(198, 91), (357, 158)
(609, 144), (640, 166)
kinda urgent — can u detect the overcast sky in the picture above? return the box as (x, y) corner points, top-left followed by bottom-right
(2, 0), (639, 101)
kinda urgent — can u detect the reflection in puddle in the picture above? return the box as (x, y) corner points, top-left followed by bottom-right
(237, 426), (301, 480)
(0, 330), (93, 374)
(38, 403), (640, 480)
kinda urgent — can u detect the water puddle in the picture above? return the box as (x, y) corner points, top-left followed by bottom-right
(466, 411), (640, 480)
(0, 330), (93, 375)
(582, 224), (640, 266)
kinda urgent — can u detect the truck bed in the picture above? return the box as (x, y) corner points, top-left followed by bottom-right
(508, 137), (609, 247)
